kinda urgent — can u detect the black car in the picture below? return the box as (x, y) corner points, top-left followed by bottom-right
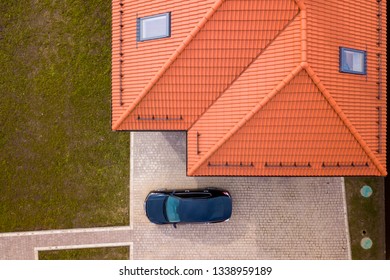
(144, 188), (232, 227)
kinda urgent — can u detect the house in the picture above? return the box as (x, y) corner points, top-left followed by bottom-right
(111, 0), (387, 176)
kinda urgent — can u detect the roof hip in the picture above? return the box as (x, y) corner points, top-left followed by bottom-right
(186, 10), (301, 132)
(304, 64), (387, 176)
(112, 0), (226, 130)
(294, 0), (306, 10)
(188, 62), (306, 176)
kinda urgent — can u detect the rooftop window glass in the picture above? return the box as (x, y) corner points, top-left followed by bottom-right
(340, 47), (366, 75)
(137, 12), (171, 42)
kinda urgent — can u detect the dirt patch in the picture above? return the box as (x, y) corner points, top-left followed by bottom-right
(345, 177), (386, 259)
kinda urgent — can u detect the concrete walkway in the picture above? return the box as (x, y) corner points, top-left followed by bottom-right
(0, 132), (351, 260)
(0, 227), (133, 260)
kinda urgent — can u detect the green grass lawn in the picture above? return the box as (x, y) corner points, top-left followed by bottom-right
(39, 246), (129, 260)
(0, 1), (129, 232)
(345, 177), (385, 259)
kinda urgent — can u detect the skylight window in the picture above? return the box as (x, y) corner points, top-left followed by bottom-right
(137, 12), (171, 42)
(339, 47), (367, 75)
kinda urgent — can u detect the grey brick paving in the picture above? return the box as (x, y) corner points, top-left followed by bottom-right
(0, 131), (351, 260)
(131, 132), (350, 260)
(0, 227), (132, 260)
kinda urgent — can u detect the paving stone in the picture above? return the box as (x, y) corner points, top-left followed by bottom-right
(0, 228), (132, 260)
(131, 132), (350, 260)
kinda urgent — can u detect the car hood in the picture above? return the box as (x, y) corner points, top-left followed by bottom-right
(145, 193), (168, 224)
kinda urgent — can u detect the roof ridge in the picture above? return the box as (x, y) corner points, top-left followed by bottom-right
(294, 0), (306, 11)
(304, 65), (387, 176)
(187, 11), (301, 131)
(112, 0), (226, 130)
(187, 63), (305, 176)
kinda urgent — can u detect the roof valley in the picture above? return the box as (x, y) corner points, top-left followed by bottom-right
(188, 63), (305, 175)
(187, 11), (301, 132)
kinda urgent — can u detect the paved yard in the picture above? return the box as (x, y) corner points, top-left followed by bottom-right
(131, 132), (350, 259)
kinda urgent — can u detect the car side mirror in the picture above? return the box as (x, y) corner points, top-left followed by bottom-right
(173, 223), (177, 229)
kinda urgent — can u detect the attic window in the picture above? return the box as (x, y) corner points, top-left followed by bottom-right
(339, 47), (367, 75)
(137, 12), (171, 42)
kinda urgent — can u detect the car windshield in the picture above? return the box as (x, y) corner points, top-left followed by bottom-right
(165, 196), (181, 223)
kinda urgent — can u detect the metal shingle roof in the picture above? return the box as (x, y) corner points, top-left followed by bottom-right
(112, 0), (387, 176)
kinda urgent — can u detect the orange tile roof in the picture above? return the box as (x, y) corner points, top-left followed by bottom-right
(112, 0), (387, 176)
